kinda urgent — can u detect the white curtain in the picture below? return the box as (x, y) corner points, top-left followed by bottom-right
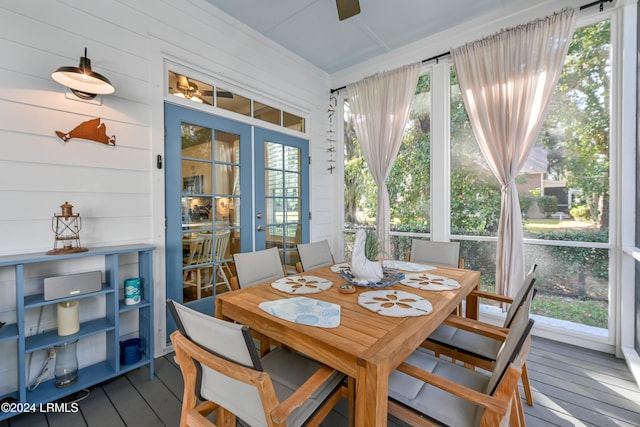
(451, 8), (576, 297)
(347, 63), (421, 256)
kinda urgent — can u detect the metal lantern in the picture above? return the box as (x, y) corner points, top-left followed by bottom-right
(46, 202), (88, 255)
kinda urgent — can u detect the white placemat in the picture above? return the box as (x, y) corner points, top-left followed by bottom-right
(330, 262), (350, 273)
(271, 276), (333, 294)
(400, 273), (461, 291)
(383, 260), (437, 272)
(259, 297), (340, 328)
(358, 290), (432, 317)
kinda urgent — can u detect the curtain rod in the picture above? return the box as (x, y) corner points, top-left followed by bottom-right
(330, 0), (612, 94)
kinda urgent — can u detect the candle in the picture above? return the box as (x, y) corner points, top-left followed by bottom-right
(57, 300), (80, 336)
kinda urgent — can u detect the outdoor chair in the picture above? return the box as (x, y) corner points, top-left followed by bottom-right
(229, 247), (287, 354)
(230, 247), (286, 290)
(423, 265), (537, 406)
(410, 240), (463, 268)
(213, 230), (233, 293)
(388, 305), (535, 427)
(168, 300), (347, 427)
(296, 239), (335, 273)
(183, 233), (214, 300)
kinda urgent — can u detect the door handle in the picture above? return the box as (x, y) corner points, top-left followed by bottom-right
(256, 212), (263, 219)
(257, 225), (264, 232)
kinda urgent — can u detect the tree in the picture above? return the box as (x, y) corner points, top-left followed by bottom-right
(541, 21), (610, 229)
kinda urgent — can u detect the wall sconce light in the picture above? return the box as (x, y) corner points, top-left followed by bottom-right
(51, 48), (115, 100)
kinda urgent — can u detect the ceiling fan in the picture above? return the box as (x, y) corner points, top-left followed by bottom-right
(336, 0), (360, 21)
(172, 74), (233, 102)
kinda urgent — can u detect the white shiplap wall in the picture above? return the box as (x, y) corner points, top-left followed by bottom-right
(0, 0), (335, 383)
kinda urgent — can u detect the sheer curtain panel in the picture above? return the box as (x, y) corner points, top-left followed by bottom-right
(451, 8), (576, 297)
(347, 63), (421, 256)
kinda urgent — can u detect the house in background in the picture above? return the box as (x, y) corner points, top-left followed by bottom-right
(0, 0), (638, 399)
(517, 147), (574, 218)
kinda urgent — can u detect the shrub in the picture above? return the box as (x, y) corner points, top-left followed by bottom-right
(519, 195), (534, 217)
(569, 204), (591, 221)
(537, 195), (558, 217)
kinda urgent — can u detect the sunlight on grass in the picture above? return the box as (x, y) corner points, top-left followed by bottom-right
(524, 218), (595, 233)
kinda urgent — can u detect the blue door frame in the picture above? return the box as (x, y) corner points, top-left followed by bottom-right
(164, 103), (252, 318)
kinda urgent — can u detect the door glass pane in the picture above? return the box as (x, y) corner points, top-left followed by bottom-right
(182, 123), (212, 160)
(266, 142), (282, 167)
(182, 160), (211, 195)
(215, 132), (239, 164)
(181, 124), (241, 304)
(266, 225), (283, 250)
(284, 146), (300, 170)
(263, 139), (303, 272)
(285, 172), (300, 196)
(286, 198), (300, 222)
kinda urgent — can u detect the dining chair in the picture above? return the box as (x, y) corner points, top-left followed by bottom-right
(229, 247), (287, 355)
(422, 264), (538, 406)
(410, 240), (462, 268)
(167, 300), (347, 427)
(213, 230), (233, 293)
(183, 233), (214, 300)
(388, 305), (535, 427)
(296, 239), (335, 273)
(230, 247), (286, 290)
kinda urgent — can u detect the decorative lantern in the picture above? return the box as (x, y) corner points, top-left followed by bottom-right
(46, 202), (88, 255)
(54, 339), (79, 387)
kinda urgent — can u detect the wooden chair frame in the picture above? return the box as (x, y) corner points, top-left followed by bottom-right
(421, 287), (535, 406)
(389, 327), (532, 427)
(171, 330), (347, 427)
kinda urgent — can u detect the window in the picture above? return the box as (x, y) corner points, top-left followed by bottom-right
(167, 70), (306, 133)
(343, 74), (431, 257)
(451, 19), (611, 333)
(344, 18), (614, 338)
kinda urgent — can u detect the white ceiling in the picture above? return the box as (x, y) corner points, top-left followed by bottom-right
(204, 0), (545, 74)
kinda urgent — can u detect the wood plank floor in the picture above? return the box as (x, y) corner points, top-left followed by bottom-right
(3, 337), (639, 426)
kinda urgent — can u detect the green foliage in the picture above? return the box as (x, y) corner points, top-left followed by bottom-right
(537, 195), (558, 217)
(528, 229), (608, 277)
(364, 229), (379, 261)
(519, 195), (534, 217)
(345, 19), (611, 235)
(532, 294), (607, 328)
(569, 204), (591, 222)
(450, 169), (501, 235)
(542, 20), (611, 228)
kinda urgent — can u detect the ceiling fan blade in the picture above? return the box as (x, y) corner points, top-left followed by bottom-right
(336, 0), (360, 21)
(200, 90), (233, 99)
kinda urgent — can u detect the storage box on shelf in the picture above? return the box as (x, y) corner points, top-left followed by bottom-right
(0, 244), (154, 421)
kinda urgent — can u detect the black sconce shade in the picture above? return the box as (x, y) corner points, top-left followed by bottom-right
(51, 48), (115, 99)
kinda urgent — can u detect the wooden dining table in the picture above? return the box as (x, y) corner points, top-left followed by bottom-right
(215, 262), (480, 427)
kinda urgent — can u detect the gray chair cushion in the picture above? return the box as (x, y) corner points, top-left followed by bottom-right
(428, 324), (503, 360)
(389, 349), (487, 427)
(427, 268), (536, 361)
(262, 347), (345, 427)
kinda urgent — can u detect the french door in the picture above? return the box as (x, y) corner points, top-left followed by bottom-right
(164, 103), (309, 329)
(254, 127), (309, 272)
(165, 103), (251, 320)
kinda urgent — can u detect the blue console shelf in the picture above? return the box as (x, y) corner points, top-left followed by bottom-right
(0, 244), (155, 421)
